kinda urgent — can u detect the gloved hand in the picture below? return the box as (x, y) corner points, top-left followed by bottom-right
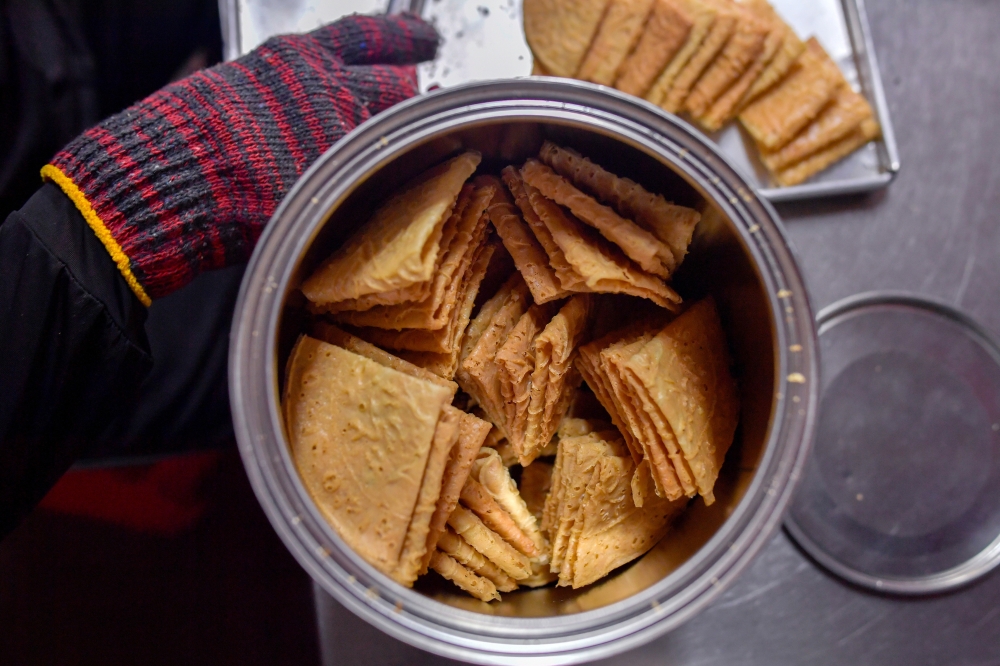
(42, 13), (439, 306)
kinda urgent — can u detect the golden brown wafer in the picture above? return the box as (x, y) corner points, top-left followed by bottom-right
(645, 0), (718, 106)
(773, 117), (881, 186)
(302, 151), (480, 307)
(502, 167), (587, 292)
(394, 406), (462, 585)
(660, 3), (737, 113)
(456, 273), (531, 433)
(448, 505), (532, 580)
(577, 0), (656, 86)
(395, 241), (497, 378)
(422, 410), (493, 572)
(311, 322), (457, 395)
(738, 0), (805, 106)
(524, 184), (682, 310)
(437, 528), (518, 592)
(537, 142), (700, 269)
(615, 0), (693, 98)
(523, 0), (611, 77)
(697, 25), (783, 131)
(429, 550), (500, 602)
(496, 303), (559, 455)
(473, 448), (550, 559)
(761, 85), (875, 172)
(739, 37), (841, 151)
(460, 478), (540, 557)
(284, 337), (453, 584)
(333, 183), (494, 330)
(523, 295), (594, 464)
(521, 159), (673, 278)
(624, 298), (739, 504)
(684, 10), (769, 117)
(480, 174), (570, 304)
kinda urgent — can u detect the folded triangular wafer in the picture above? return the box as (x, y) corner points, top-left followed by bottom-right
(311, 322), (458, 396)
(332, 183), (494, 329)
(429, 550), (500, 602)
(603, 334), (690, 500)
(684, 5), (770, 118)
(302, 151), (481, 308)
(577, 0), (656, 86)
(480, 174), (570, 304)
(521, 159), (673, 278)
(501, 167), (588, 292)
(496, 302), (560, 454)
(538, 141), (700, 269)
(343, 208), (492, 355)
(660, 0), (737, 113)
(523, 0), (611, 77)
(389, 241), (497, 378)
(284, 336), (454, 585)
(448, 505), (532, 580)
(645, 0), (718, 106)
(544, 432), (620, 574)
(568, 444), (685, 587)
(395, 405), (462, 585)
(457, 273), (532, 435)
(437, 527), (518, 592)
(474, 448), (550, 560)
(624, 298), (739, 505)
(761, 84), (876, 173)
(522, 295), (594, 464)
(739, 37), (842, 151)
(422, 410), (493, 572)
(523, 180), (682, 310)
(737, 0), (805, 106)
(615, 0), (693, 98)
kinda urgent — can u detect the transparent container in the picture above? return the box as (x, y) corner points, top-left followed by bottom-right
(229, 79), (818, 664)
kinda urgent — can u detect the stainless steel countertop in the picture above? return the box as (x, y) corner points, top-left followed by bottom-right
(247, 0), (1000, 660)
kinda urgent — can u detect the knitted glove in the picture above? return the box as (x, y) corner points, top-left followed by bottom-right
(42, 13), (439, 306)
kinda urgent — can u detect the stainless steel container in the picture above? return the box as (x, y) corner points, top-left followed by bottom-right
(229, 79), (819, 664)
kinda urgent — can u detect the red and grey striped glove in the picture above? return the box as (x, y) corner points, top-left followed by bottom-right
(42, 13), (438, 306)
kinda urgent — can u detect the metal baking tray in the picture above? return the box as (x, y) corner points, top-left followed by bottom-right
(220, 0), (899, 202)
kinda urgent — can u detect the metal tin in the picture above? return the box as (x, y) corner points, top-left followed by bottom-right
(219, 0), (900, 203)
(229, 79), (818, 664)
(786, 292), (1000, 595)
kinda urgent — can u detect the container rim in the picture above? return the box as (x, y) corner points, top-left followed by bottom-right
(229, 78), (819, 664)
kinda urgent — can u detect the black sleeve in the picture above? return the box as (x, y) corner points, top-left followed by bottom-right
(0, 183), (153, 537)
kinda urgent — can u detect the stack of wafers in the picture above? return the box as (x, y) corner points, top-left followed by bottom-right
(490, 141), (698, 308)
(524, 0), (881, 186)
(284, 325), (492, 587)
(577, 297), (740, 505)
(543, 420), (687, 588)
(302, 151), (497, 378)
(739, 37), (880, 185)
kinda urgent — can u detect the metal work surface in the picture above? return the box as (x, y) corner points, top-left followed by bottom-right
(223, 0), (1000, 662)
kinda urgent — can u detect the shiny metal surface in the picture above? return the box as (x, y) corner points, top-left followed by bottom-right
(222, 0), (1000, 662)
(218, 0), (899, 202)
(229, 79), (818, 663)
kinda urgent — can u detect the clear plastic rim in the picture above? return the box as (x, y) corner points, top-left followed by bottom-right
(229, 78), (819, 664)
(785, 290), (1000, 596)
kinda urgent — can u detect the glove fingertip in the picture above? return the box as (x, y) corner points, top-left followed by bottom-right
(312, 12), (440, 66)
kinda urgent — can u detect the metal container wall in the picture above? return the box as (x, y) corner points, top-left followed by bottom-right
(229, 79), (818, 664)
